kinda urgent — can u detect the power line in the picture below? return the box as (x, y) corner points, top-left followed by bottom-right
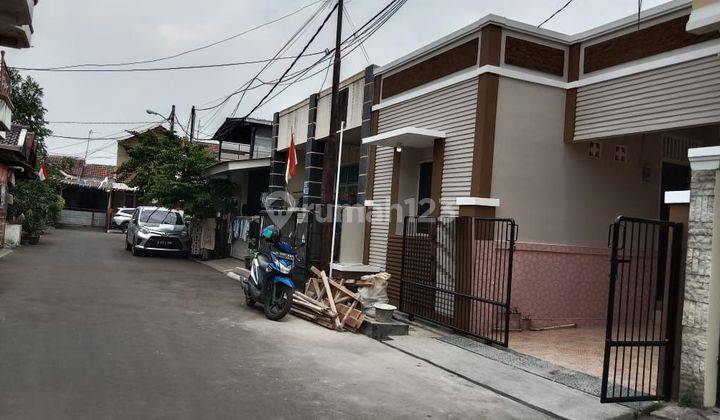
(204, 0), (404, 139)
(242, 2), (340, 119)
(538, 0), (574, 27)
(30, 0), (326, 70)
(14, 52), (328, 73)
(47, 120), (161, 125)
(48, 134), (128, 141)
(249, 0), (405, 115)
(343, 6), (371, 65)
(197, 0), (333, 114)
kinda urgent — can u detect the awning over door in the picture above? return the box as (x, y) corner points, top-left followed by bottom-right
(204, 157), (270, 177)
(362, 127), (446, 148)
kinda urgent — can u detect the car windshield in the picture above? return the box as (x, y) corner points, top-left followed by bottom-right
(139, 209), (183, 225)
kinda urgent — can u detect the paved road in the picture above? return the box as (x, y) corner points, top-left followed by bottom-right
(0, 228), (546, 419)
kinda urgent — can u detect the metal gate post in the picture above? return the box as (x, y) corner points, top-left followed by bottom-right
(399, 216), (408, 313)
(663, 222), (683, 398)
(601, 219), (621, 403)
(503, 221), (518, 348)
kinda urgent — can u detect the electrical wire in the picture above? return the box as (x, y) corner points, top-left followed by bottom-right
(242, 2), (339, 119)
(14, 52), (328, 73)
(538, 0), (574, 27)
(197, 0), (333, 114)
(248, 0), (405, 115)
(343, 6), (371, 65)
(47, 120), (161, 125)
(202, 0), (403, 140)
(28, 0), (326, 70)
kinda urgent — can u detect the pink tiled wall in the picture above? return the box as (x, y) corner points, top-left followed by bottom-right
(510, 242), (611, 327)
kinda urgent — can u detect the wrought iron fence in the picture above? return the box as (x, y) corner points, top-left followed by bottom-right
(601, 216), (683, 403)
(400, 216), (517, 347)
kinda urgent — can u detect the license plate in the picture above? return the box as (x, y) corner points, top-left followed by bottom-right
(157, 239), (173, 248)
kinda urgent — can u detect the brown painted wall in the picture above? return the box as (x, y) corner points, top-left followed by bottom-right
(381, 39), (479, 99)
(504, 37), (565, 76)
(583, 16), (719, 73)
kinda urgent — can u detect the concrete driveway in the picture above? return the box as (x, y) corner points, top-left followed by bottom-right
(0, 228), (548, 419)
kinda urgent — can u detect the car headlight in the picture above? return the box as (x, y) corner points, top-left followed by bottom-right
(139, 227), (151, 236)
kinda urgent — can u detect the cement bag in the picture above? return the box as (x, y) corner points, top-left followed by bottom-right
(358, 272), (391, 317)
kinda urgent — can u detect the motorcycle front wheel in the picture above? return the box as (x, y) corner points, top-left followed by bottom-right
(264, 282), (294, 321)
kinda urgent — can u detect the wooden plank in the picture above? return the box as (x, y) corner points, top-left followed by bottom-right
(328, 278), (359, 301)
(320, 271), (342, 329)
(340, 300), (358, 328)
(312, 278), (324, 300)
(294, 291), (328, 309)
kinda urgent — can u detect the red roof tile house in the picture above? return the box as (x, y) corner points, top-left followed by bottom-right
(47, 155), (137, 229)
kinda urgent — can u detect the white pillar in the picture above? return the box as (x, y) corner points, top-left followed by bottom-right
(681, 146), (720, 407)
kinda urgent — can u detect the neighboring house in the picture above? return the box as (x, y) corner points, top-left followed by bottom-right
(115, 124), (169, 169)
(47, 155), (135, 229)
(270, 70), (371, 272)
(0, 0), (36, 49)
(0, 124), (38, 244)
(268, 0), (720, 406)
(0, 0), (40, 246)
(203, 117), (272, 259)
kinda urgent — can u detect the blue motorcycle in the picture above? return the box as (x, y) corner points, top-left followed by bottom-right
(243, 225), (296, 321)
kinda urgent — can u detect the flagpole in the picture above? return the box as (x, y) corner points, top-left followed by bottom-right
(328, 121), (345, 278)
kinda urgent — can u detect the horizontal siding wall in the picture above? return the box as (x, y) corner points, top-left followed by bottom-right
(368, 78), (478, 269)
(575, 56), (720, 140)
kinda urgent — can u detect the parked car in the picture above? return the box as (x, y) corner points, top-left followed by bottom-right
(112, 207), (135, 232)
(125, 206), (190, 257)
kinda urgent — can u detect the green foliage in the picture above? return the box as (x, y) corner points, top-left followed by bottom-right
(117, 130), (235, 218)
(10, 70), (51, 158)
(8, 180), (65, 233)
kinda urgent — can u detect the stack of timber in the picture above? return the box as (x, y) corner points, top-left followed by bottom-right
(290, 267), (366, 332)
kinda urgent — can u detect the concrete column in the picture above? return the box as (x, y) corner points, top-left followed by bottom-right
(302, 93), (322, 208)
(680, 146), (720, 407)
(357, 65), (375, 205)
(267, 112), (286, 208)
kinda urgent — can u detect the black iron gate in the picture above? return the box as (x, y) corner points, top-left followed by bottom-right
(400, 216), (517, 347)
(601, 216), (683, 403)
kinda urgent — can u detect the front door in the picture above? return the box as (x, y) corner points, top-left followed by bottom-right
(417, 161), (433, 217)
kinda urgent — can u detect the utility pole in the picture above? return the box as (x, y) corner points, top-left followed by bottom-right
(80, 129), (93, 181)
(189, 106), (196, 141)
(319, 0), (344, 269)
(169, 104), (176, 134)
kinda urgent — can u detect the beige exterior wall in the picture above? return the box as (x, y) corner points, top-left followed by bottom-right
(694, 0), (718, 9)
(491, 77), (662, 248)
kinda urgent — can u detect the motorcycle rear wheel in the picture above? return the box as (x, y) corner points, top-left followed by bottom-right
(264, 283), (293, 321)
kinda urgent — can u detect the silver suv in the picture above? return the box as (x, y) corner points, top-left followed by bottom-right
(125, 206), (190, 257)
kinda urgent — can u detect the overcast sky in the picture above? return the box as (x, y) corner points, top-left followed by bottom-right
(5, 0), (672, 165)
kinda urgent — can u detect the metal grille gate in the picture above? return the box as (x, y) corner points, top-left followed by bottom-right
(602, 216), (683, 403)
(400, 216), (517, 347)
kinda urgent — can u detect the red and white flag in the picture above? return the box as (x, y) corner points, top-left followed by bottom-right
(38, 163), (48, 181)
(285, 133), (297, 184)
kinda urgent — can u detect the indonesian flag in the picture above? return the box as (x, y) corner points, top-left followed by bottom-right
(285, 133), (297, 184)
(38, 163), (48, 181)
